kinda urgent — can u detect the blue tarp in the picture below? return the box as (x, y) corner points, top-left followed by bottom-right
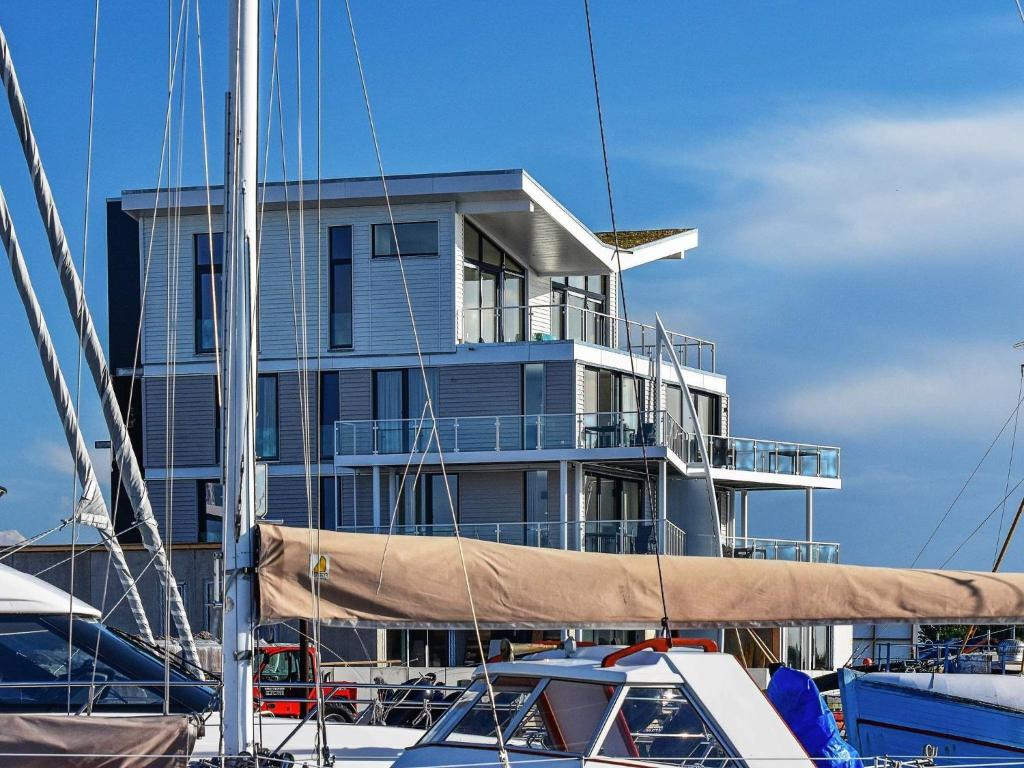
(767, 666), (864, 768)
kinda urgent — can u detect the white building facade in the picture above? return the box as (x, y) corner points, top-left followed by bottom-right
(106, 169), (847, 670)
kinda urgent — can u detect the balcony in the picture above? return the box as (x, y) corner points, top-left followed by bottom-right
(690, 434), (841, 480)
(462, 304), (717, 373)
(337, 519), (686, 556)
(334, 412), (841, 484)
(721, 536), (840, 564)
(334, 410), (672, 457)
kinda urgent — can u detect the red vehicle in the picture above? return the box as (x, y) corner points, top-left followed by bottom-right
(254, 645), (357, 721)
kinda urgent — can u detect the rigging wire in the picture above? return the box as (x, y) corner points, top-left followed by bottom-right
(911, 385), (1024, 567)
(994, 367), (1024, 565)
(340, 4), (511, 766)
(66, 0), (102, 716)
(582, 0), (671, 630)
(940, 472), (1024, 568)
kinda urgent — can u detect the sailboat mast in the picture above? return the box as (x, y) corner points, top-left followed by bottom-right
(221, 0), (259, 755)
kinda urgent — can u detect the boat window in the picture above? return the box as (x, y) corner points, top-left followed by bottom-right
(0, 617), (163, 711)
(598, 686), (731, 764)
(507, 679), (614, 754)
(440, 676), (539, 745)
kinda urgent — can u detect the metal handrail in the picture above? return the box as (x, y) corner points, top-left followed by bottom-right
(698, 433), (841, 479)
(461, 303), (716, 372)
(720, 536), (841, 564)
(335, 519), (687, 557)
(335, 410), (672, 456)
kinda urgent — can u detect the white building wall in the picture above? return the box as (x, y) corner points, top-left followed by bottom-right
(138, 202), (457, 365)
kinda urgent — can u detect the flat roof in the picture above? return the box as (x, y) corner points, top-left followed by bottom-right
(119, 169), (698, 276)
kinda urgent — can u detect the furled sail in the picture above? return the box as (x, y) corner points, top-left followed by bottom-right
(256, 524), (1024, 628)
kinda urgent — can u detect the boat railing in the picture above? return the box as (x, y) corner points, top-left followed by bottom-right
(461, 303), (716, 372)
(336, 518), (686, 556)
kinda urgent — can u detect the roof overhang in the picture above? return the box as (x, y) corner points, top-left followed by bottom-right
(119, 169), (697, 277)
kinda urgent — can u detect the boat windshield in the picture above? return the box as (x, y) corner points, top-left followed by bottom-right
(598, 686), (731, 765)
(423, 675), (617, 755)
(0, 614), (216, 713)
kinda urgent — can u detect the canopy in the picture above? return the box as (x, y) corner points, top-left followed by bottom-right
(0, 714), (197, 767)
(255, 524), (1024, 628)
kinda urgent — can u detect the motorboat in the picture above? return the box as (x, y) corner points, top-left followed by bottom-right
(392, 639), (814, 768)
(0, 560), (423, 765)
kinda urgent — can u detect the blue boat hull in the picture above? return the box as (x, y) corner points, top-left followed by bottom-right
(840, 669), (1024, 760)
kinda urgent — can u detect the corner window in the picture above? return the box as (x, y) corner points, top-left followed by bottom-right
(372, 221), (438, 258)
(255, 374), (278, 460)
(462, 222), (525, 343)
(599, 686), (730, 763)
(329, 226), (353, 348)
(194, 232), (224, 354)
(198, 480), (223, 543)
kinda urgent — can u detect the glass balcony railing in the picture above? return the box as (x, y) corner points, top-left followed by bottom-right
(336, 519), (686, 556)
(690, 434), (841, 480)
(721, 536), (840, 564)
(461, 304), (716, 373)
(335, 410), (670, 456)
(335, 411), (841, 481)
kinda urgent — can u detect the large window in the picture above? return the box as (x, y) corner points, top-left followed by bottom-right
(329, 226), (353, 348)
(373, 367), (438, 453)
(666, 385), (720, 436)
(462, 222), (525, 343)
(320, 371), (340, 459)
(194, 232), (224, 354)
(255, 374), (278, 460)
(393, 472), (458, 530)
(372, 221), (438, 258)
(551, 274), (608, 344)
(198, 480), (223, 543)
(582, 367), (646, 446)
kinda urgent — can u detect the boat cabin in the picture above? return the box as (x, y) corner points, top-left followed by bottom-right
(394, 640), (813, 768)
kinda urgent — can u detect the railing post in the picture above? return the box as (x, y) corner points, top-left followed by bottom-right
(372, 422), (379, 455)
(494, 416), (501, 451)
(495, 522), (501, 544)
(453, 418), (460, 453)
(535, 414), (542, 450)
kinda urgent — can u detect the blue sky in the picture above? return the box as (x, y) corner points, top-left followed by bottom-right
(0, 1), (1022, 569)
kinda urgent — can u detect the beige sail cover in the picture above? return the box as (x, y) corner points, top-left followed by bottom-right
(0, 714), (197, 767)
(256, 524), (1024, 628)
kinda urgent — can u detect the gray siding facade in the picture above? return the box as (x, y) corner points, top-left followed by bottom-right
(143, 376), (218, 468)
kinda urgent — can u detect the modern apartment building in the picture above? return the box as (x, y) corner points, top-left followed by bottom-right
(104, 169), (846, 670)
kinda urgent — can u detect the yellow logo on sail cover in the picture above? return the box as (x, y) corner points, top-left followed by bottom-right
(311, 554), (330, 580)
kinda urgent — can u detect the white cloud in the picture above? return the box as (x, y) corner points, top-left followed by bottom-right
(661, 100), (1024, 265)
(776, 343), (1021, 436)
(0, 530), (25, 546)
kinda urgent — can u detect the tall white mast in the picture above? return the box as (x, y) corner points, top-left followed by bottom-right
(222, 0), (259, 755)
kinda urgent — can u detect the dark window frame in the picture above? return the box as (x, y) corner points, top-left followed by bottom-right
(551, 274), (608, 344)
(329, 226), (354, 349)
(255, 373), (279, 461)
(462, 221), (526, 343)
(371, 221), (440, 258)
(319, 370), (340, 460)
(193, 232), (224, 355)
(197, 479), (223, 543)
